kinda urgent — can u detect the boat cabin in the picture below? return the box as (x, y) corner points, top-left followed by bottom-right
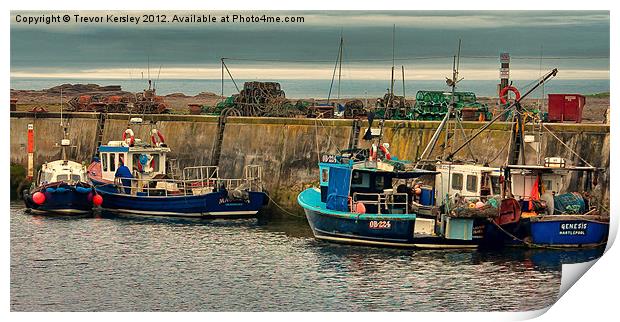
(318, 158), (437, 214)
(435, 163), (502, 206)
(98, 139), (171, 182)
(505, 161), (598, 215)
(38, 160), (87, 186)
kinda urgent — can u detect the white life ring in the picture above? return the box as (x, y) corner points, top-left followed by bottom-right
(150, 129), (165, 147)
(122, 128), (135, 146)
(379, 143), (391, 160)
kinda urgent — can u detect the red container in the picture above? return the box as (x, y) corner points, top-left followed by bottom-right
(547, 94), (585, 123)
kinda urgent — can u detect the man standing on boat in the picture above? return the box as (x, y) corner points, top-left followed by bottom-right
(115, 157), (133, 194)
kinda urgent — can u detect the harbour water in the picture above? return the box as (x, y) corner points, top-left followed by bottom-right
(10, 201), (604, 312)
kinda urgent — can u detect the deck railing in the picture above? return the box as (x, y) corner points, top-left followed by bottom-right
(109, 165), (263, 197)
(352, 192), (409, 214)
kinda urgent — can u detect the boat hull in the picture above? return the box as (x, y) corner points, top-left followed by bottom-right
(23, 183), (94, 216)
(298, 188), (478, 249)
(529, 216), (609, 247)
(92, 179), (267, 218)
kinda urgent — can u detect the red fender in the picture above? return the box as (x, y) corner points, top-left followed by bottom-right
(499, 86), (521, 105)
(122, 129), (135, 146)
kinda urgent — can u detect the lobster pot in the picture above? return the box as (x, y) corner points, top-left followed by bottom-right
(445, 217), (474, 240)
(553, 193), (586, 214)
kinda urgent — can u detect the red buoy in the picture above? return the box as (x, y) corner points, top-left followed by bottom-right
(93, 194), (103, 206)
(32, 191), (46, 205)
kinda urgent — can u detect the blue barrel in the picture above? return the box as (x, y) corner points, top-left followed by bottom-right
(419, 187), (435, 206)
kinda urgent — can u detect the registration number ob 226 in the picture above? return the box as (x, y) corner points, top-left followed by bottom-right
(368, 220), (391, 229)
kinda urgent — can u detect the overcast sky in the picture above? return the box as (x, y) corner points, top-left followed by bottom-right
(10, 10), (610, 80)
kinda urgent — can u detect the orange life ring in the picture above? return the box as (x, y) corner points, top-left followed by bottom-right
(499, 86), (521, 105)
(122, 129), (135, 146)
(150, 129), (165, 146)
(379, 144), (391, 160)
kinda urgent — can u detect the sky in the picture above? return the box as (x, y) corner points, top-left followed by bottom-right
(10, 10), (610, 80)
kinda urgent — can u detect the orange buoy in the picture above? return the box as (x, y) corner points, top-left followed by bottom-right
(355, 202), (366, 214)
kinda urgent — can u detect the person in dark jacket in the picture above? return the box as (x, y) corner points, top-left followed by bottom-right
(115, 158), (133, 194)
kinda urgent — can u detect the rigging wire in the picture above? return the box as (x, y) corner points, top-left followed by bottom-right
(222, 55), (608, 63)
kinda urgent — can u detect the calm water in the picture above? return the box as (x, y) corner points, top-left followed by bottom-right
(10, 201), (604, 312)
(10, 78), (610, 98)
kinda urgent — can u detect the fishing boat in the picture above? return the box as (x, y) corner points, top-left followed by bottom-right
(87, 118), (268, 218)
(298, 146), (489, 248)
(23, 127), (98, 216)
(490, 162), (609, 248)
(430, 66), (609, 248)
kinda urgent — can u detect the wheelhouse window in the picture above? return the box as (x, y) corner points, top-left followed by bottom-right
(57, 174), (69, 181)
(71, 174), (82, 182)
(321, 168), (329, 183)
(375, 175), (385, 190)
(451, 173), (463, 190)
(110, 153), (116, 172)
(152, 154), (160, 172)
(102, 153), (108, 171)
(490, 176), (501, 195)
(39, 172), (53, 184)
(351, 171), (370, 188)
(466, 175), (478, 193)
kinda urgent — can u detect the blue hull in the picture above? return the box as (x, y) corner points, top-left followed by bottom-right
(298, 188), (478, 249)
(92, 179), (267, 218)
(23, 183), (94, 216)
(530, 218), (609, 247)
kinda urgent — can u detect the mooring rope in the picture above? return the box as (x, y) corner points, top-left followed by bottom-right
(264, 193), (306, 218)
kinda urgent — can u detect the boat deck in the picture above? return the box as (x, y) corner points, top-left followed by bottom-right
(297, 188), (416, 220)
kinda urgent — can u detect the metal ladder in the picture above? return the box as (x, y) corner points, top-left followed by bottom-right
(94, 112), (107, 156)
(348, 119), (362, 150)
(210, 114), (227, 166)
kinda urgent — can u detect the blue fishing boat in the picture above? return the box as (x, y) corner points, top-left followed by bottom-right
(23, 132), (97, 216)
(298, 147), (490, 249)
(87, 118), (268, 218)
(489, 163), (609, 248)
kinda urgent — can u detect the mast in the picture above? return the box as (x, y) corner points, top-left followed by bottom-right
(337, 34), (343, 101)
(388, 24), (396, 114)
(60, 88), (68, 162)
(401, 65), (406, 99)
(416, 39), (465, 166)
(327, 34), (344, 105)
(442, 39), (461, 159)
(446, 68), (558, 161)
(379, 25), (396, 147)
